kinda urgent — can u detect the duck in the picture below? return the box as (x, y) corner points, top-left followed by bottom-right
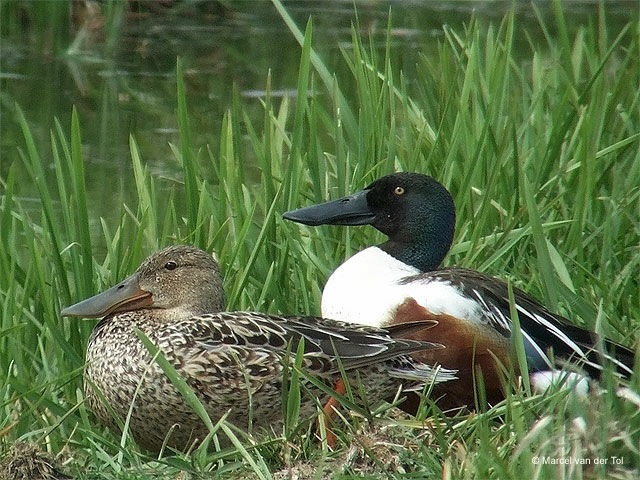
(61, 244), (456, 452)
(283, 172), (636, 408)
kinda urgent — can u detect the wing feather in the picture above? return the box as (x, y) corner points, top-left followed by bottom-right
(171, 312), (452, 380)
(408, 267), (635, 377)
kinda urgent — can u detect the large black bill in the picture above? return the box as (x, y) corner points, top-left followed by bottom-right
(283, 189), (375, 227)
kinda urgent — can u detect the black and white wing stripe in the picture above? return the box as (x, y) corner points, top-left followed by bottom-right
(441, 268), (635, 378)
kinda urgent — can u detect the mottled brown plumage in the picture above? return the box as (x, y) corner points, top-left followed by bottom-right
(63, 245), (455, 452)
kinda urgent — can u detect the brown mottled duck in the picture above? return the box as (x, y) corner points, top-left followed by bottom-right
(62, 245), (455, 452)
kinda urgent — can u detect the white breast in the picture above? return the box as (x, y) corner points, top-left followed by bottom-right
(321, 246), (483, 327)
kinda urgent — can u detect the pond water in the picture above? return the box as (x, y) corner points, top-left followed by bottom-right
(0, 1), (636, 226)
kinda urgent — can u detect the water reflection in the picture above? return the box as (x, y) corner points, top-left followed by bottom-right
(1, 1), (636, 227)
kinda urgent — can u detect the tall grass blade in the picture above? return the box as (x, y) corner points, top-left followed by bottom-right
(176, 57), (199, 241)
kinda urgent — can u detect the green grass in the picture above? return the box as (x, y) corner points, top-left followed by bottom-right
(1, 1), (640, 479)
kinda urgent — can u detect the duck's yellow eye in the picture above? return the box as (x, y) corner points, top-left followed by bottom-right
(394, 186), (405, 195)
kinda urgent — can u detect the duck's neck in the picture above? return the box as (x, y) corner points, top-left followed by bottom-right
(378, 240), (443, 272)
(378, 220), (454, 272)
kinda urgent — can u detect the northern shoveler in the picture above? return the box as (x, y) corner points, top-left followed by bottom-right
(62, 245), (455, 452)
(283, 172), (636, 408)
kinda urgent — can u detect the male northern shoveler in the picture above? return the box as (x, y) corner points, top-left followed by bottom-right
(62, 245), (455, 452)
(283, 172), (636, 408)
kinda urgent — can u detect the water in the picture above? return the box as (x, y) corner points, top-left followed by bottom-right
(0, 1), (636, 225)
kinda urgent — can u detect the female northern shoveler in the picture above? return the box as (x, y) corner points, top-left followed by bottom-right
(62, 245), (454, 452)
(283, 172), (635, 408)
